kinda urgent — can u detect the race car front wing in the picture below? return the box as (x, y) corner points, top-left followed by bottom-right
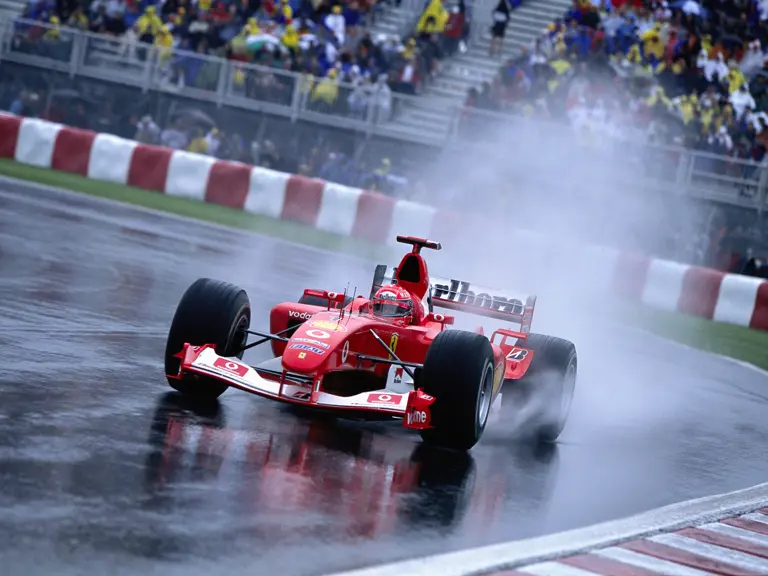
(170, 344), (435, 429)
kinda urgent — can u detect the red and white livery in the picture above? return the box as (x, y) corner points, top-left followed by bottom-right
(164, 235), (578, 450)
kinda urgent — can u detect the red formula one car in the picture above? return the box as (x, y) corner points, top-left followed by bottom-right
(164, 236), (577, 450)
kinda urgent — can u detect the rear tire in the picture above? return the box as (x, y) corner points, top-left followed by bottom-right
(164, 278), (251, 401)
(419, 330), (496, 451)
(506, 334), (577, 442)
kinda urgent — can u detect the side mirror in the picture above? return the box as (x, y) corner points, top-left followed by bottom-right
(425, 312), (454, 325)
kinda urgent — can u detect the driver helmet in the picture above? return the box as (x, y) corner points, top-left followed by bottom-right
(371, 285), (413, 320)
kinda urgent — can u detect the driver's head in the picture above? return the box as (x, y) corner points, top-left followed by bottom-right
(371, 285), (413, 320)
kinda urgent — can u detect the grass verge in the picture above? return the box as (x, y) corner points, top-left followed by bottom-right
(621, 305), (768, 371)
(0, 159), (389, 261)
(3, 159), (768, 373)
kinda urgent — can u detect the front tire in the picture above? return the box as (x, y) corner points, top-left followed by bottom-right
(419, 330), (496, 451)
(164, 278), (251, 400)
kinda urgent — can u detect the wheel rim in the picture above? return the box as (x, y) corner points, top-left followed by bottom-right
(232, 313), (249, 357)
(476, 363), (494, 431)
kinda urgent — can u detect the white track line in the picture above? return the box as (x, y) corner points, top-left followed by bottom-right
(323, 482), (768, 576)
(651, 532), (768, 572)
(593, 547), (714, 576)
(700, 522), (768, 546)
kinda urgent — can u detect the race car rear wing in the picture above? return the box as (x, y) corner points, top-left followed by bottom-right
(430, 276), (536, 332)
(370, 266), (536, 333)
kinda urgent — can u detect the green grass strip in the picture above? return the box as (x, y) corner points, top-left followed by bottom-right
(620, 304), (768, 371)
(0, 159), (388, 261)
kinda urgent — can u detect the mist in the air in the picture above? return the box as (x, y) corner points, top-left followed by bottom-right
(397, 98), (712, 437)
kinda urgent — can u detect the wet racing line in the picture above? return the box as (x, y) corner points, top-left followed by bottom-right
(1, 181), (768, 576)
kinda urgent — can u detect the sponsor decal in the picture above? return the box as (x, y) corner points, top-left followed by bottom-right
(366, 393), (402, 405)
(292, 391), (311, 401)
(212, 358), (249, 377)
(289, 343), (325, 355)
(388, 333), (399, 359)
(305, 329), (331, 339)
(289, 310), (313, 320)
(406, 410), (428, 426)
(506, 348), (528, 361)
(292, 337), (329, 349)
(431, 277), (524, 315)
(298, 352), (306, 359)
(310, 320), (347, 332)
(393, 366), (403, 386)
(341, 340), (350, 363)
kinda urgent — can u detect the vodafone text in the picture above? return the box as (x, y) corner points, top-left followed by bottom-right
(407, 411), (428, 425)
(289, 310), (313, 320)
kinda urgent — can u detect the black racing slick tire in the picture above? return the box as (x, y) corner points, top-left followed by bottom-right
(508, 334), (577, 442)
(164, 278), (251, 401)
(419, 330), (496, 451)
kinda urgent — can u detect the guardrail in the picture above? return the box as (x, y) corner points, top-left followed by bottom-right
(2, 17), (768, 213)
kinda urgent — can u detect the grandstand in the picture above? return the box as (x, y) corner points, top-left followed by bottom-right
(388, 0), (574, 137)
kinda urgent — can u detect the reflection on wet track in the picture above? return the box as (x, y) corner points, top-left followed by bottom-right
(2, 181), (768, 576)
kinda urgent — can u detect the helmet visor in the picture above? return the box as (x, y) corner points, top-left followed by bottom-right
(373, 299), (411, 318)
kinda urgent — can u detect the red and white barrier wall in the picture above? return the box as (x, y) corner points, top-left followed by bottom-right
(2, 113), (768, 331)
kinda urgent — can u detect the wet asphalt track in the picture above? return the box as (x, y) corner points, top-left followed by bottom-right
(2, 180), (768, 576)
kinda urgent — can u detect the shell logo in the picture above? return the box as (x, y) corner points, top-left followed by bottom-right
(309, 320), (347, 332)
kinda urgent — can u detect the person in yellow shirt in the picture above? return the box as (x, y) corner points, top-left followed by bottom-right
(154, 25), (173, 66)
(282, 19), (298, 53)
(66, 7), (89, 31)
(136, 6), (162, 41)
(676, 94), (695, 124)
(280, 0), (293, 23)
(417, 0), (448, 34)
(187, 129), (208, 154)
(244, 17), (260, 36)
(641, 24), (664, 61)
(646, 85), (671, 109)
(726, 61), (746, 94)
(700, 104), (716, 131)
(403, 38), (417, 60)
(44, 15), (60, 40)
(311, 69), (339, 110)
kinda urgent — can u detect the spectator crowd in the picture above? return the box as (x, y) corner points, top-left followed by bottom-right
(9, 0), (768, 265)
(11, 0), (467, 118)
(130, 111), (407, 191)
(6, 0), (470, 194)
(464, 0), (768, 172)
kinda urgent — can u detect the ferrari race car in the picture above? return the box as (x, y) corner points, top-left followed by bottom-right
(164, 236), (577, 451)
